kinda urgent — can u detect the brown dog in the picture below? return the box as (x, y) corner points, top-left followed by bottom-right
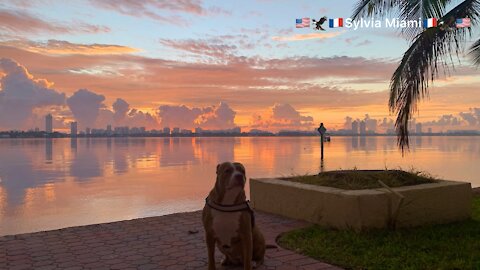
(202, 162), (266, 270)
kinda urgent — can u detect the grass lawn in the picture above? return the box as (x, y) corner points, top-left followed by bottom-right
(278, 196), (480, 270)
(282, 169), (436, 190)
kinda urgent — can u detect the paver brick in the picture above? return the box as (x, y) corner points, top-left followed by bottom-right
(0, 210), (342, 269)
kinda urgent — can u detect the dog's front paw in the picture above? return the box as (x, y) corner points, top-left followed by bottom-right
(221, 257), (233, 266)
(252, 259), (264, 269)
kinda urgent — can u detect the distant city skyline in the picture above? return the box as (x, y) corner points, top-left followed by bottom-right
(2, 113), (478, 138)
(2, 110), (479, 136)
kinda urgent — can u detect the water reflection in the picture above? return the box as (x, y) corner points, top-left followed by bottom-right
(0, 136), (478, 236)
(45, 138), (53, 162)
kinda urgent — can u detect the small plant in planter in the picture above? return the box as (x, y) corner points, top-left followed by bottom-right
(283, 169), (437, 191)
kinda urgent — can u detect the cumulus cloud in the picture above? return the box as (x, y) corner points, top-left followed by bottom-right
(0, 59), (162, 131)
(0, 45), (397, 110)
(250, 103), (314, 131)
(93, 105), (158, 130)
(422, 114), (463, 127)
(0, 58), (65, 129)
(127, 109), (159, 129)
(459, 108), (480, 126)
(112, 98), (130, 124)
(194, 102), (236, 129)
(66, 89), (105, 128)
(158, 105), (202, 129)
(158, 102), (237, 129)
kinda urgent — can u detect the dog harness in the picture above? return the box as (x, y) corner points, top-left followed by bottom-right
(205, 197), (256, 228)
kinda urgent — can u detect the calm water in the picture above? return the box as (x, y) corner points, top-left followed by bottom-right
(0, 136), (478, 236)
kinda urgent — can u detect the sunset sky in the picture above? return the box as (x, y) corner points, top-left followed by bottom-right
(0, 0), (479, 132)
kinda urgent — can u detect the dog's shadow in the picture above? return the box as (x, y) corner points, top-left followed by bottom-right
(216, 263), (263, 270)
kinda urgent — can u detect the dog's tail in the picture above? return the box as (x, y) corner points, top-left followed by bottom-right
(265, 244), (277, 249)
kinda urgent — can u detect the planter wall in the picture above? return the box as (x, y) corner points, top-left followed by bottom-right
(250, 178), (472, 230)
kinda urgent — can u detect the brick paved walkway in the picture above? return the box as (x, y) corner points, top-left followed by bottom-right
(0, 211), (342, 270)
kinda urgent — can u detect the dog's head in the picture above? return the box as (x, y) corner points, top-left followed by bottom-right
(215, 162), (246, 204)
(216, 162), (246, 189)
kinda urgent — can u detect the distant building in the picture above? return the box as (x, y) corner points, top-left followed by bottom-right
(128, 127), (146, 135)
(366, 119), (377, 134)
(106, 125), (112, 135)
(359, 121), (366, 135)
(91, 128), (106, 135)
(130, 127), (140, 134)
(70, 122), (78, 137)
(415, 123), (423, 134)
(446, 129), (480, 135)
(172, 127), (180, 134)
(194, 127), (241, 135)
(114, 126), (129, 135)
(351, 121), (359, 135)
(45, 114), (53, 133)
(428, 127), (432, 134)
(180, 129), (193, 135)
(86, 127), (91, 135)
(249, 129), (274, 136)
(163, 127), (170, 135)
(408, 119), (415, 131)
(278, 130), (316, 136)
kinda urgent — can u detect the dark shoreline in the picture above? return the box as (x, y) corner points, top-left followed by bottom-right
(1, 134), (480, 139)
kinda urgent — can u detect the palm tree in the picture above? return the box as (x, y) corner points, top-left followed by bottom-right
(352, 0), (480, 151)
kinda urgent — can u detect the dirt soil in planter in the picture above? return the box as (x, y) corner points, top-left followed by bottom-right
(282, 170), (438, 190)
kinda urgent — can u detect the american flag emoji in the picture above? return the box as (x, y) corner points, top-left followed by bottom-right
(296, 18), (310, 28)
(456, 18), (471, 28)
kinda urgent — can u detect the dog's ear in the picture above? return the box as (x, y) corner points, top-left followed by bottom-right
(216, 163), (221, 174)
(233, 162), (246, 174)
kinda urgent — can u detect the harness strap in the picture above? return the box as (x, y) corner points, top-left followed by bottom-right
(205, 197), (256, 228)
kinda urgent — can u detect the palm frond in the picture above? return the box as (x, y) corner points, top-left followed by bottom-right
(352, 0), (450, 20)
(469, 38), (480, 65)
(352, 0), (401, 20)
(401, 0), (453, 39)
(391, 0), (480, 152)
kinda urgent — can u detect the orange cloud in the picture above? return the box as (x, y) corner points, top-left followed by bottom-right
(250, 104), (314, 131)
(0, 44), (399, 117)
(159, 38), (237, 59)
(272, 31), (344, 41)
(0, 40), (139, 55)
(0, 58), (65, 129)
(1, 44), (479, 131)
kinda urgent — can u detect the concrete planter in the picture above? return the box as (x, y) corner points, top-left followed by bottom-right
(250, 178), (472, 230)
